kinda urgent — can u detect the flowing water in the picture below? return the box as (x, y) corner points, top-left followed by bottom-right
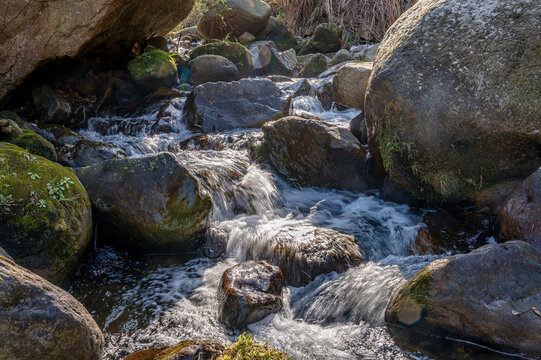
(70, 79), (516, 360)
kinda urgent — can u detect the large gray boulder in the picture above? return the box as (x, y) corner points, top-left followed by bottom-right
(189, 55), (238, 85)
(0, 255), (104, 360)
(75, 153), (212, 253)
(185, 78), (290, 132)
(188, 42), (254, 79)
(255, 16), (297, 51)
(365, 0), (541, 202)
(262, 116), (377, 192)
(197, 0), (271, 40)
(386, 241), (541, 358)
(0, 0), (194, 105)
(332, 62), (373, 110)
(299, 23), (343, 55)
(250, 41), (296, 76)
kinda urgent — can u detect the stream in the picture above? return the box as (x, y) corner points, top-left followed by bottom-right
(69, 79), (515, 360)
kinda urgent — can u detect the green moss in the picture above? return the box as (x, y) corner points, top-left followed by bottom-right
(189, 42), (254, 78)
(219, 333), (291, 360)
(0, 142), (91, 283)
(12, 129), (57, 162)
(128, 48), (175, 80)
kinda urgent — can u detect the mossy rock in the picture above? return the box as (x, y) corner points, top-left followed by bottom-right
(124, 340), (225, 360)
(75, 153), (212, 253)
(12, 129), (57, 162)
(300, 54), (328, 78)
(364, 0), (541, 203)
(0, 143), (92, 285)
(299, 23), (343, 55)
(128, 48), (179, 92)
(189, 42), (254, 79)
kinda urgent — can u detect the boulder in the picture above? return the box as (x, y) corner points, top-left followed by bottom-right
(0, 247), (12, 260)
(75, 153), (212, 253)
(32, 84), (72, 124)
(0, 255), (104, 360)
(300, 53), (328, 78)
(218, 260), (283, 330)
(197, 0), (271, 40)
(299, 23), (343, 55)
(0, 143), (92, 285)
(255, 17), (297, 51)
(0, 118), (23, 138)
(363, 44), (379, 62)
(285, 79), (311, 98)
(386, 241), (541, 357)
(189, 42), (254, 79)
(329, 49), (353, 67)
(250, 42), (296, 76)
(185, 78), (290, 132)
(12, 129), (58, 162)
(0, 0), (194, 105)
(202, 227), (228, 259)
(262, 116), (377, 192)
(498, 168), (541, 250)
(145, 36), (169, 52)
(189, 55), (238, 85)
(247, 225), (363, 286)
(311, 77), (334, 110)
(364, 0), (541, 202)
(332, 62), (373, 110)
(238, 32), (256, 44)
(128, 48), (179, 92)
(349, 114), (365, 144)
(123, 340), (225, 360)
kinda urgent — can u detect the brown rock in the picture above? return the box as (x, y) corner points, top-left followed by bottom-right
(123, 340), (225, 360)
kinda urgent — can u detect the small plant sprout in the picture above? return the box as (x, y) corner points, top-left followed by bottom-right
(47, 177), (75, 201)
(37, 199), (47, 208)
(28, 172), (41, 180)
(0, 194), (15, 215)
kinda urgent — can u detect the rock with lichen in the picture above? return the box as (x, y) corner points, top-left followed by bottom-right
(128, 48), (179, 92)
(189, 42), (254, 79)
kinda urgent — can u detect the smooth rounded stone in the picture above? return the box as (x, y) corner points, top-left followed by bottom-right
(332, 62), (373, 111)
(184, 78), (290, 133)
(299, 23), (343, 55)
(12, 129), (58, 162)
(263, 116), (377, 192)
(255, 16), (297, 51)
(300, 53), (328, 78)
(218, 260), (283, 330)
(349, 114), (365, 144)
(189, 55), (238, 85)
(364, 0), (541, 202)
(247, 225), (363, 287)
(128, 48), (179, 92)
(498, 168), (541, 250)
(386, 241), (541, 357)
(0, 0), (193, 105)
(0, 143), (92, 285)
(75, 153), (212, 253)
(32, 84), (72, 124)
(249, 41), (296, 76)
(189, 42), (254, 79)
(202, 227), (228, 259)
(412, 208), (492, 255)
(123, 340), (225, 360)
(40, 124), (126, 167)
(0, 255), (104, 360)
(145, 35), (169, 51)
(238, 32), (256, 44)
(0, 118), (23, 138)
(197, 0), (271, 40)
(329, 49), (353, 67)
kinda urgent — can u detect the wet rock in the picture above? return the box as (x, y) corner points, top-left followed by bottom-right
(202, 227), (229, 259)
(311, 77), (334, 110)
(247, 225), (363, 286)
(189, 42), (254, 79)
(250, 41), (296, 76)
(189, 55), (238, 85)
(0, 0), (193, 104)
(12, 129), (58, 162)
(128, 48), (179, 92)
(475, 180), (522, 216)
(285, 79), (311, 97)
(498, 168), (541, 250)
(185, 78), (290, 132)
(300, 53), (328, 78)
(0, 118), (23, 138)
(412, 208), (493, 255)
(0, 255), (104, 360)
(32, 84), (72, 124)
(197, 0), (271, 40)
(329, 49), (353, 67)
(0, 143), (92, 285)
(364, 0), (541, 202)
(218, 260), (283, 330)
(123, 340), (225, 360)
(255, 17), (297, 52)
(349, 114), (365, 144)
(299, 23), (343, 55)
(76, 153), (212, 253)
(332, 62), (373, 110)
(145, 35), (169, 52)
(386, 241), (541, 357)
(263, 116), (377, 192)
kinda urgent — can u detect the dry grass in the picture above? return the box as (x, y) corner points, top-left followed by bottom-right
(269, 0), (415, 43)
